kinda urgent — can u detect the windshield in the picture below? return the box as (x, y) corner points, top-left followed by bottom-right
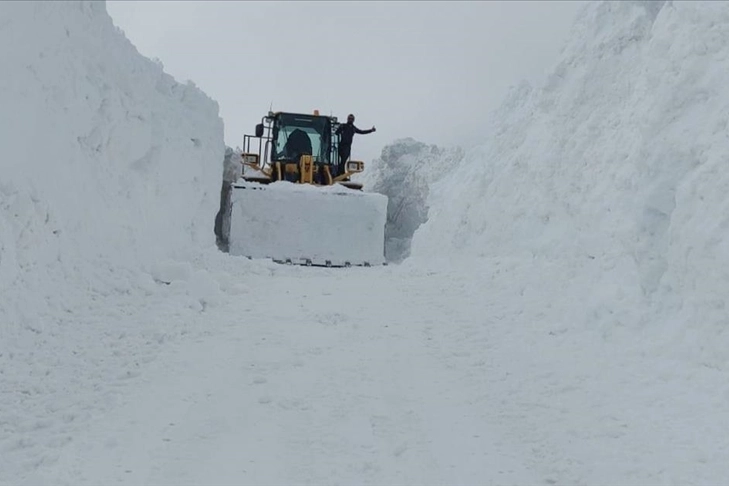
(271, 114), (331, 164)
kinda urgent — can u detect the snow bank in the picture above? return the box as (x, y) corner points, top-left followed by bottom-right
(412, 1), (729, 327)
(399, 4), (729, 480)
(0, 1), (223, 324)
(0, 1), (223, 481)
(363, 138), (464, 262)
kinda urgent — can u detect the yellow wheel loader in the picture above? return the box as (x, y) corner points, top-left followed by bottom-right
(221, 110), (387, 267)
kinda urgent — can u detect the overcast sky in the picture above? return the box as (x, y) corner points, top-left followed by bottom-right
(107, 1), (586, 163)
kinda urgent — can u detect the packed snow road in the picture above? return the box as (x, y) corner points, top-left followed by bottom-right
(25, 256), (535, 486)
(15, 253), (729, 486)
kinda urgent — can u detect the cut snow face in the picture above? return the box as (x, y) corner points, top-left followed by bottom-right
(213, 147), (242, 252)
(0, 0), (224, 320)
(0, 1), (223, 481)
(362, 138), (464, 263)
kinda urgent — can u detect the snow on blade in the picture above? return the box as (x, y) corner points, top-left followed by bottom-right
(228, 180), (387, 266)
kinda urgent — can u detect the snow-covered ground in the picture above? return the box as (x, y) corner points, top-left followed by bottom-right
(19, 254), (729, 485)
(3, 1), (729, 485)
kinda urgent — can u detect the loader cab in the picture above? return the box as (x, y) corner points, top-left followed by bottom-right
(268, 112), (340, 184)
(241, 110), (364, 188)
(271, 113), (332, 166)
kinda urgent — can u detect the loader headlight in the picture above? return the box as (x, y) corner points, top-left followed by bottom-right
(242, 154), (259, 166)
(347, 161), (364, 172)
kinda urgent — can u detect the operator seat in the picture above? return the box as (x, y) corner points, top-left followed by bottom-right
(283, 129), (312, 162)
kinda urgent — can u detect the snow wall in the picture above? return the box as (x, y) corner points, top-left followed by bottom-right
(0, 1), (224, 327)
(362, 138), (464, 263)
(410, 0), (729, 360)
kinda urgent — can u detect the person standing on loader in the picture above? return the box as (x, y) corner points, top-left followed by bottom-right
(336, 114), (375, 174)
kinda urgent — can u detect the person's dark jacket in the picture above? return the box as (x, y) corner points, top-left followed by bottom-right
(336, 123), (374, 146)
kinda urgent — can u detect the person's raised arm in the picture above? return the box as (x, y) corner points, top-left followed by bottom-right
(354, 125), (376, 134)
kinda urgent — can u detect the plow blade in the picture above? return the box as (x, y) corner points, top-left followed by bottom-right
(228, 180), (387, 267)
